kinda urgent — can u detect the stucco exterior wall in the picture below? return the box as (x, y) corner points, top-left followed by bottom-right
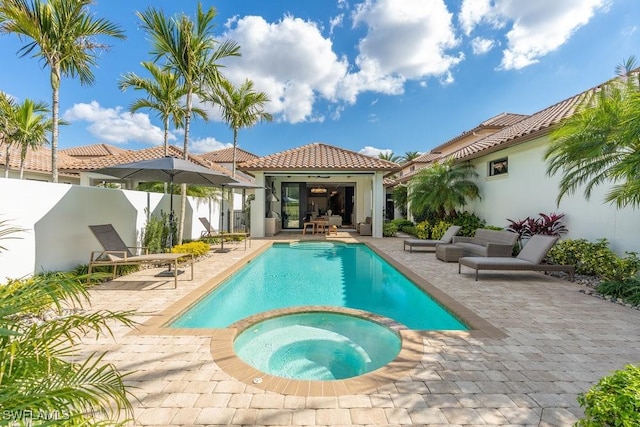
(0, 178), (222, 283)
(467, 137), (640, 254)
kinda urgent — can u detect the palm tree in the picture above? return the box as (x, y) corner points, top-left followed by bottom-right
(378, 151), (401, 163)
(206, 78), (272, 177)
(11, 98), (54, 179)
(119, 62), (208, 157)
(409, 159), (480, 219)
(0, 92), (17, 178)
(137, 2), (240, 244)
(0, 223), (135, 425)
(401, 151), (421, 163)
(0, 0), (125, 183)
(545, 57), (640, 208)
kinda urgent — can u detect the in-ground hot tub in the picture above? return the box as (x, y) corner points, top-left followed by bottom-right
(233, 311), (402, 381)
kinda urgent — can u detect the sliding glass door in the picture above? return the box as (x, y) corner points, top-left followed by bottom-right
(281, 183), (304, 229)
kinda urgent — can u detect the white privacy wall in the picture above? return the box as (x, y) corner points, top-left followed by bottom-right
(0, 178), (220, 283)
(468, 138), (640, 255)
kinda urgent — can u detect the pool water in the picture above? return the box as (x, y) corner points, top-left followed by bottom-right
(234, 312), (401, 380)
(171, 242), (467, 330)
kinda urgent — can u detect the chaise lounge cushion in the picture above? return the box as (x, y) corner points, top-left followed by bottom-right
(403, 225), (461, 252)
(458, 235), (575, 281)
(452, 228), (518, 257)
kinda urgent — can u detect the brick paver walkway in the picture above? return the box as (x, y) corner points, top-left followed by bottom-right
(80, 234), (640, 426)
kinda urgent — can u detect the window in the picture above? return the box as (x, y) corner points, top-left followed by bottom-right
(489, 158), (508, 176)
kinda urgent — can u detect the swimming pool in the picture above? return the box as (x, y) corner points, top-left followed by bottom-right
(170, 242), (467, 330)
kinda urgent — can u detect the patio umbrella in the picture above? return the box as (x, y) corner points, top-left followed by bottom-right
(94, 156), (237, 248)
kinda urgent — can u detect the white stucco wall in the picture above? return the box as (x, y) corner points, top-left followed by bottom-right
(0, 178), (223, 283)
(467, 138), (640, 254)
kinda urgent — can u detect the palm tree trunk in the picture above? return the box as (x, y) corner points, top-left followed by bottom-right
(232, 128), (238, 178)
(4, 145), (10, 178)
(50, 65), (61, 184)
(177, 90), (193, 245)
(19, 147), (26, 179)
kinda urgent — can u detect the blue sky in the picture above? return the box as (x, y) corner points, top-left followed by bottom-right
(1, 0), (639, 158)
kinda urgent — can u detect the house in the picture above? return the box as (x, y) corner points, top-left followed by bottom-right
(238, 142), (400, 238)
(391, 80), (639, 254)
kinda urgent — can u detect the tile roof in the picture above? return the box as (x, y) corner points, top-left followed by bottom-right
(239, 142), (400, 172)
(61, 145), (239, 179)
(200, 147), (259, 163)
(450, 93), (585, 160)
(0, 143), (79, 176)
(60, 143), (131, 158)
(430, 112), (529, 153)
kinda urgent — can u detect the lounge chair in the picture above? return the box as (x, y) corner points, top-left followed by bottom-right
(458, 234), (574, 281)
(88, 224), (194, 288)
(198, 217), (250, 250)
(403, 225), (462, 252)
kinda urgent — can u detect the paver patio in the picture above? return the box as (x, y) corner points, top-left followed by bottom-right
(79, 233), (640, 426)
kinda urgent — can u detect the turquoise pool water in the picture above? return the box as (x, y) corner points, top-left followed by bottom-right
(233, 312), (401, 380)
(171, 242), (467, 330)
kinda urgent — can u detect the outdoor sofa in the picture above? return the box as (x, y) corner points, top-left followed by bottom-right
(451, 228), (518, 257)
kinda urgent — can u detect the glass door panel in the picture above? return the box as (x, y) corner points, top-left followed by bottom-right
(282, 183), (302, 229)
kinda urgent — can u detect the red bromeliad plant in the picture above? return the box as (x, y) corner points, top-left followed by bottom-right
(507, 213), (568, 244)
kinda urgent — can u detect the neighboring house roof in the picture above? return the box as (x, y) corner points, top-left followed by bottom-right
(450, 93), (584, 161)
(239, 142), (400, 172)
(61, 145), (241, 179)
(200, 147), (259, 163)
(60, 143), (131, 158)
(0, 143), (79, 177)
(429, 112), (529, 154)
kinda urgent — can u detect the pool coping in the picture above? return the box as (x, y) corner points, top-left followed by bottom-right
(133, 239), (506, 396)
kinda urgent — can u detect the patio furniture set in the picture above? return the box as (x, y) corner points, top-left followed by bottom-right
(403, 226), (575, 281)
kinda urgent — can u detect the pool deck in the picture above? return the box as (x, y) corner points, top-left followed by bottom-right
(80, 232), (640, 426)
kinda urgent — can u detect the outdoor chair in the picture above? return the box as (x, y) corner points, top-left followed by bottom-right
(198, 217), (251, 250)
(88, 224), (194, 288)
(458, 234), (574, 281)
(403, 225), (462, 252)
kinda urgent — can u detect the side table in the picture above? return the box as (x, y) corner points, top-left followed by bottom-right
(436, 244), (463, 262)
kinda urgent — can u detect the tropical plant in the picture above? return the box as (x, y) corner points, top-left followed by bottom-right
(0, 91), (17, 178)
(0, 0), (126, 183)
(10, 98), (54, 179)
(392, 184), (408, 217)
(547, 238), (640, 281)
(0, 222), (136, 425)
(171, 240), (209, 256)
(409, 159), (480, 219)
(450, 211), (486, 237)
(401, 151), (421, 163)
(576, 364), (640, 426)
(506, 212), (568, 248)
(205, 78), (272, 177)
(545, 56), (640, 208)
(382, 221), (398, 237)
(596, 277), (640, 306)
(119, 61), (203, 157)
(378, 151), (401, 163)
(142, 210), (174, 253)
(137, 2), (240, 244)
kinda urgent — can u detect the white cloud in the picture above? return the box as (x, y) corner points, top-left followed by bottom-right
(221, 15), (349, 123)
(63, 101), (170, 145)
(471, 37), (495, 54)
(358, 146), (388, 157)
(351, 0), (463, 80)
(189, 137), (232, 154)
(329, 14), (344, 34)
(459, 0), (609, 70)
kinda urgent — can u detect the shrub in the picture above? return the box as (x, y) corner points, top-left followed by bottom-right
(390, 218), (413, 232)
(506, 212), (568, 240)
(414, 221), (431, 239)
(596, 276), (640, 306)
(430, 220), (453, 240)
(171, 241), (210, 256)
(402, 225), (417, 237)
(451, 211), (486, 237)
(576, 364), (640, 427)
(547, 238), (640, 281)
(383, 222), (398, 237)
(142, 210), (174, 253)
